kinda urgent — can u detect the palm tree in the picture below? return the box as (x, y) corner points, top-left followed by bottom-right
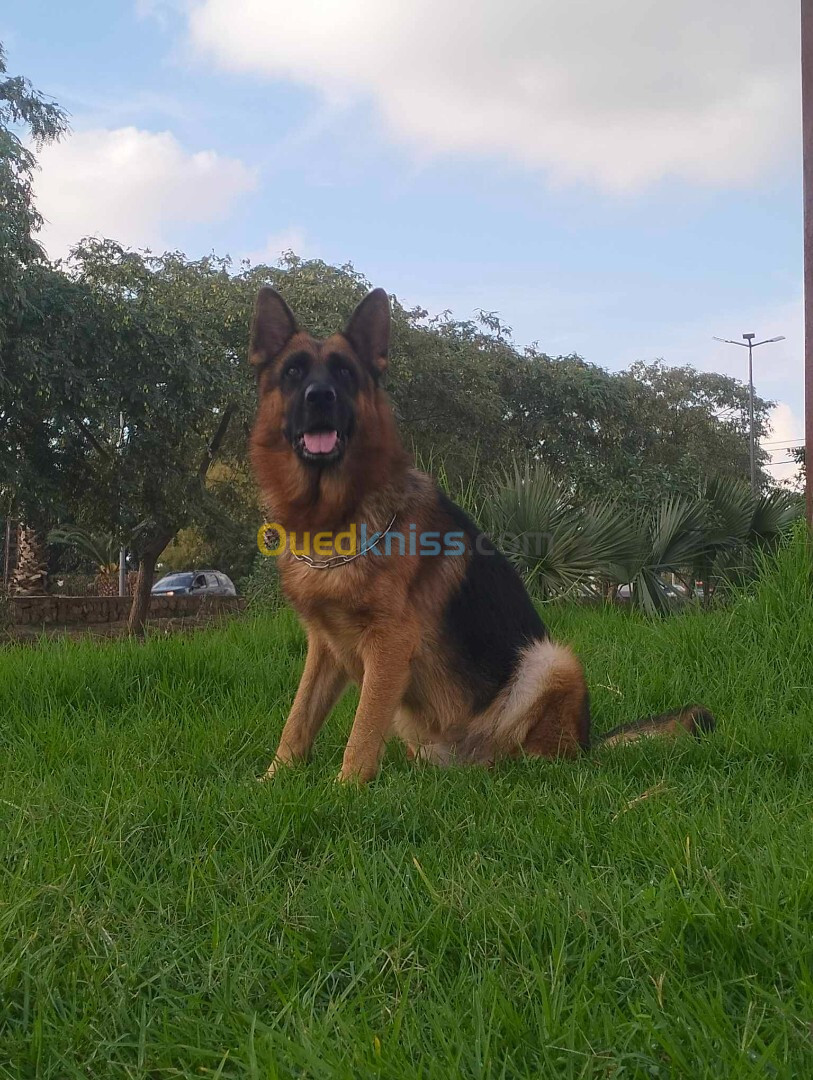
(482, 459), (644, 599)
(49, 525), (120, 595)
(10, 524), (47, 595)
(627, 495), (708, 614)
(694, 477), (802, 603)
(484, 459), (802, 613)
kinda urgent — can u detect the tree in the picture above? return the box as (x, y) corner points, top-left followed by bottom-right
(622, 361), (773, 489)
(498, 353), (773, 507)
(48, 525), (120, 594)
(791, 445), (805, 489)
(0, 64), (781, 624)
(0, 42), (68, 314)
(10, 524), (46, 595)
(0, 43), (69, 589)
(51, 241), (253, 632)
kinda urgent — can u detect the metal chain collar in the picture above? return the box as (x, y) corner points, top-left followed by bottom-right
(288, 513), (398, 570)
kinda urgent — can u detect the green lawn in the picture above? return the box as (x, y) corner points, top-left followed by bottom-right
(1, 536), (812, 1078)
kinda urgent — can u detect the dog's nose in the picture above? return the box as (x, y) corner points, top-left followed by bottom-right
(304, 381), (336, 407)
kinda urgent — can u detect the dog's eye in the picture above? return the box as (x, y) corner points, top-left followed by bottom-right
(285, 365), (302, 381)
(338, 366), (354, 382)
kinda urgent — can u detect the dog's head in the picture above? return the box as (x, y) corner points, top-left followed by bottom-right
(249, 287), (405, 524)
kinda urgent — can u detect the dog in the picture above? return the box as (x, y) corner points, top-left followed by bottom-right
(249, 286), (714, 783)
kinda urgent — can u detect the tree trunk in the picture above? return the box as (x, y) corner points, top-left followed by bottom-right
(125, 407), (235, 636)
(95, 570), (117, 596)
(11, 524), (47, 595)
(127, 549), (158, 637)
(127, 530), (173, 636)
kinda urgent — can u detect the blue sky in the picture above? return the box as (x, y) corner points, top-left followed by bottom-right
(2, 0), (804, 481)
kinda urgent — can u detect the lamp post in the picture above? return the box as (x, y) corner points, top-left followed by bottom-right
(712, 334), (786, 494)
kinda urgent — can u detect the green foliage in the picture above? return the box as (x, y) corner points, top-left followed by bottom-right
(239, 550), (284, 609)
(0, 43), (70, 524)
(481, 458), (802, 610)
(750, 487), (803, 541)
(693, 476), (802, 602)
(62, 242), (252, 548)
(499, 352), (774, 506)
(2, 239), (259, 579)
(631, 494), (707, 613)
(157, 527), (215, 574)
(48, 524), (119, 573)
(0, 43), (786, 588)
(790, 443), (805, 488)
(0, 534), (812, 1075)
(0, 42), (68, 291)
(482, 458), (641, 597)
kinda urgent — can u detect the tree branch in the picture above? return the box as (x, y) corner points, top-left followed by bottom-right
(71, 415), (113, 460)
(197, 404), (236, 480)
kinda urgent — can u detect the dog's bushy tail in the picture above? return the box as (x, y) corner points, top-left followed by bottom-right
(593, 705), (715, 750)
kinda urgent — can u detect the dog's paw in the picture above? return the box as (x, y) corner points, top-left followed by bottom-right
(258, 758), (286, 782)
(335, 761), (381, 784)
(334, 767), (374, 785)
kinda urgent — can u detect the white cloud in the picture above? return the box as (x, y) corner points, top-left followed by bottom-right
(244, 227), (308, 266)
(185, 0), (798, 191)
(34, 126), (257, 259)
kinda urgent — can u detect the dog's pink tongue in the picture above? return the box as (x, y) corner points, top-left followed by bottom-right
(304, 430), (338, 454)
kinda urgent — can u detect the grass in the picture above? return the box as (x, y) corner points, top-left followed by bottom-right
(0, 533), (811, 1078)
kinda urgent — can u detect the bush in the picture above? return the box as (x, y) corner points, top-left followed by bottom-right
(239, 551), (284, 610)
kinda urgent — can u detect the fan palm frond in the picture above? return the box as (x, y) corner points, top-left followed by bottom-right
(749, 490), (803, 542)
(647, 494), (708, 569)
(701, 475), (754, 548)
(486, 459), (644, 597)
(49, 525), (119, 573)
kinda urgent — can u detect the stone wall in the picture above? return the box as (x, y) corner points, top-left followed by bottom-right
(9, 594), (245, 626)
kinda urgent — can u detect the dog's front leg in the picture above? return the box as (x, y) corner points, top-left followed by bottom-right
(337, 625), (416, 784)
(262, 633), (347, 779)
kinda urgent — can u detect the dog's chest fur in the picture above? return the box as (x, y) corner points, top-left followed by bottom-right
(276, 470), (462, 683)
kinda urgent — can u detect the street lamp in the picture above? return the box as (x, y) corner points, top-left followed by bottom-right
(712, 333), (786, 494)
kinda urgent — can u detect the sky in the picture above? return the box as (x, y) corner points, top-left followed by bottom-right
(2, 0), (805, 483)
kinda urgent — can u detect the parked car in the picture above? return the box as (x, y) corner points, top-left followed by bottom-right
(615, 581), (686, 608)
(659, 583), (687, 607)
(151, 570), (237, 597)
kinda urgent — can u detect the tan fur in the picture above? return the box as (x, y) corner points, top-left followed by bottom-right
(249, 290), (710, 783)
(253, 364), (589, 782)
(597, 706), (711, 749)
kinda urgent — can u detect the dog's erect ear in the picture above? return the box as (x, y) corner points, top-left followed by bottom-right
(249, 287), (299, 366)
(344, 288), (390, 377)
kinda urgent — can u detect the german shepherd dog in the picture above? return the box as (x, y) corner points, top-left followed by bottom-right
(249, 287), (714, 783)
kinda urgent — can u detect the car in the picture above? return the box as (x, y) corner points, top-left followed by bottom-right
(659, 583), (687, 607)
(151, 570), (237, 597)
(615, 581), (686, 607)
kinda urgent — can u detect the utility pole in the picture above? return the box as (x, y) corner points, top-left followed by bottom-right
(803, 0), (813, 525)
(118, 410), (127, 597)
(713, 334), (785, 494)
(745, 333), (757, 492)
